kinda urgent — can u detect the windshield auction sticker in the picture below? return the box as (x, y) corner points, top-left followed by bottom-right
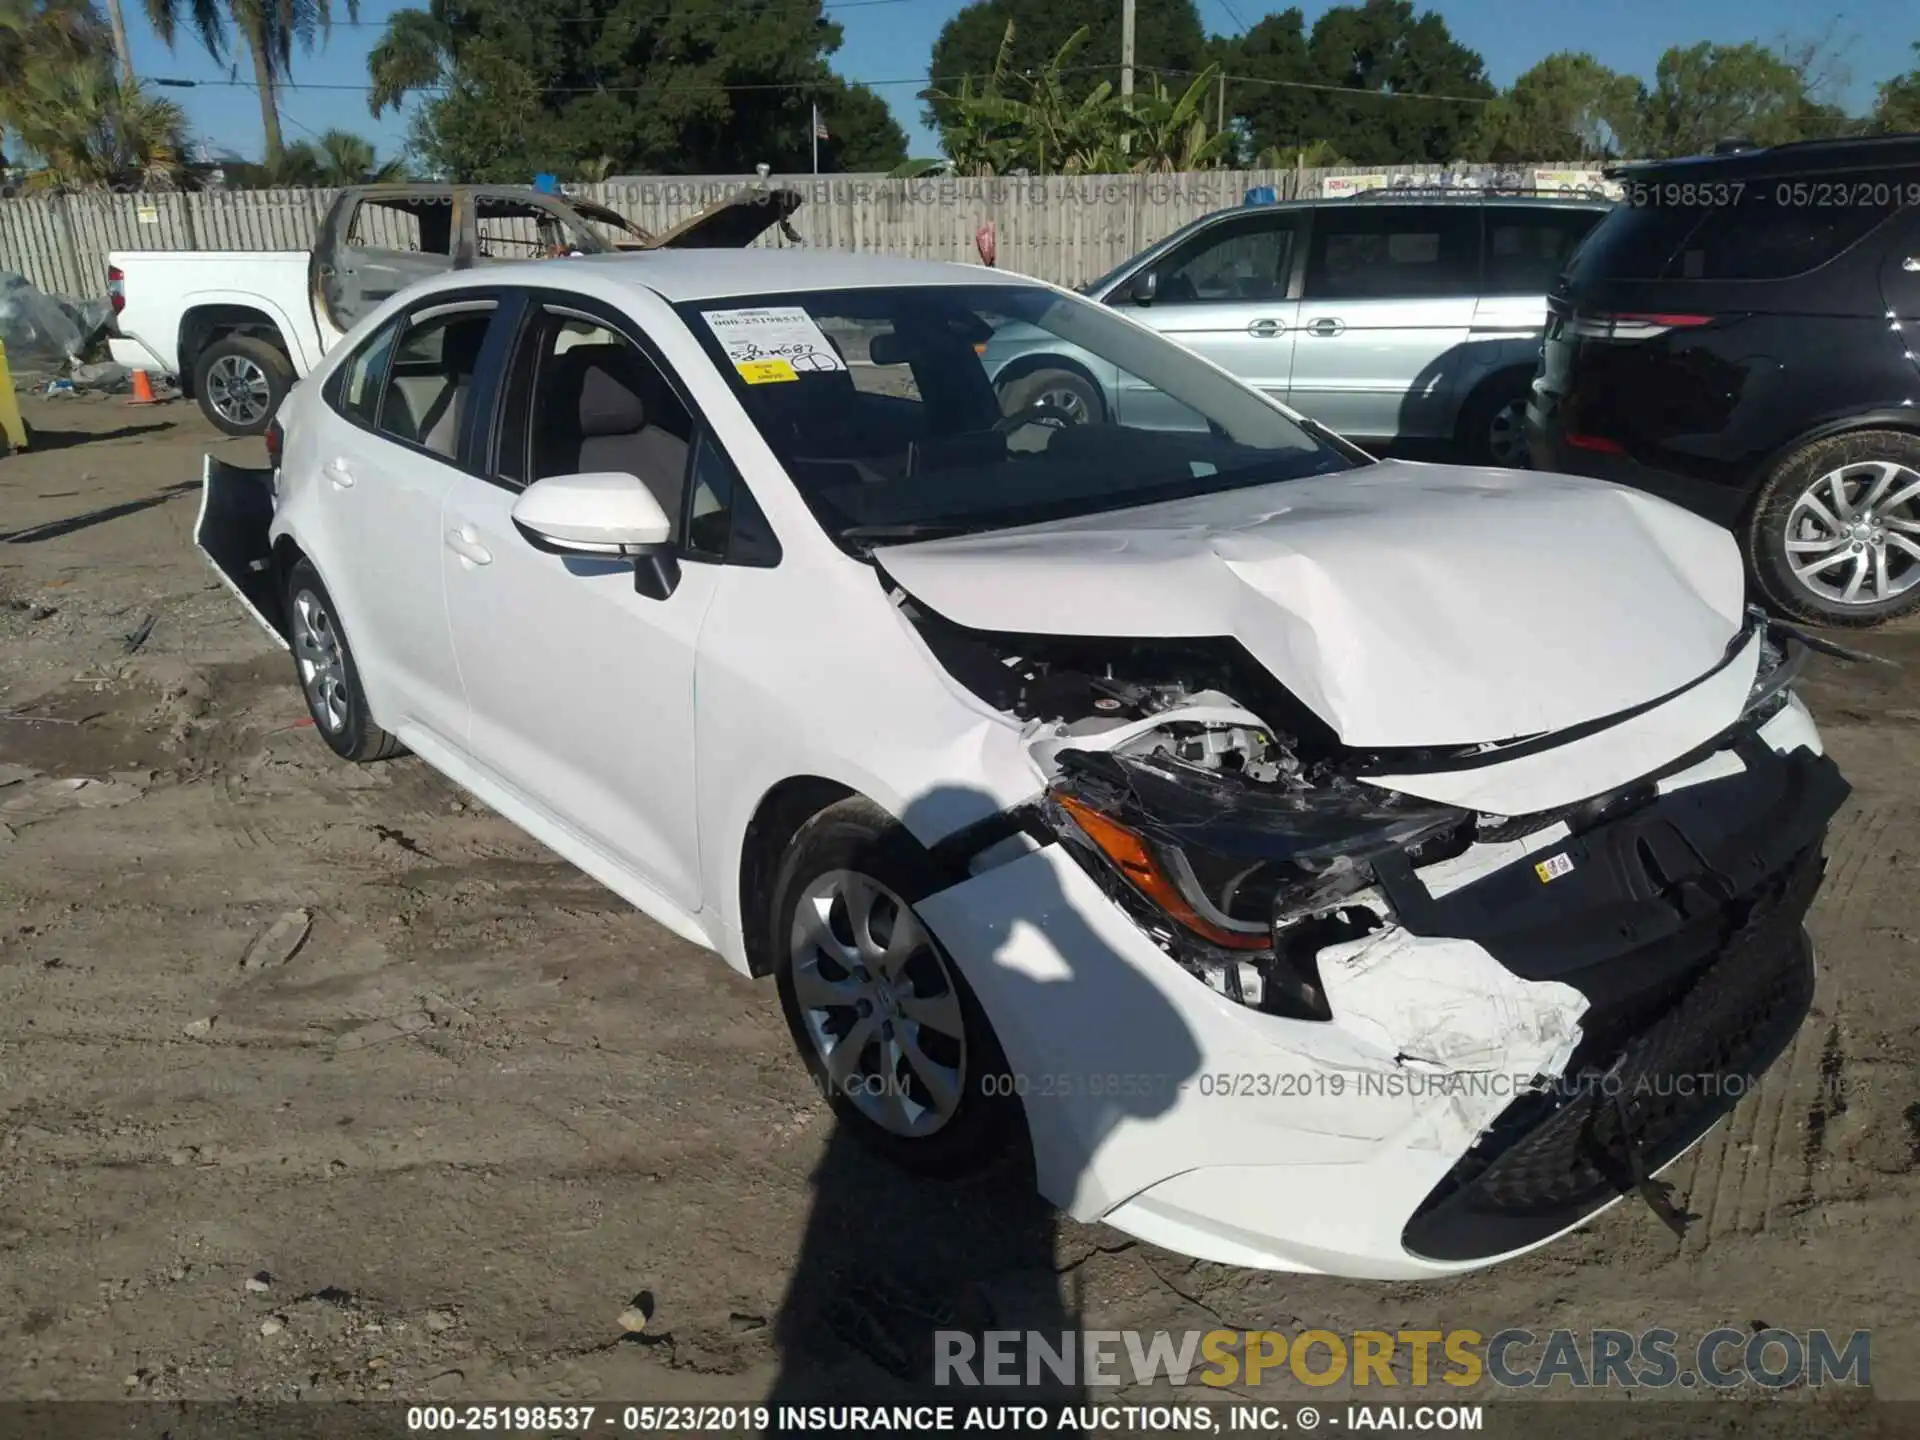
(705, 307), (847, 384)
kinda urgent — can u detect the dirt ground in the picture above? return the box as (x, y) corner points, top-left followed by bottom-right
(2, 394), (1918, 1414)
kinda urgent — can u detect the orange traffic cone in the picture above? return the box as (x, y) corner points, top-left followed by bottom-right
(128, 369), (159, 405)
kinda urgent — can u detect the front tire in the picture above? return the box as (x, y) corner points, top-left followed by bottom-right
(1747, 429), (1920, 628)
(284, 559), (403, 762)
(195, 334), (292, 437)
(772, 798), (1017, 1176)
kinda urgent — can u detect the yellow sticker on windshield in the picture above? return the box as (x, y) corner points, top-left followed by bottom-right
(736, 359), (799, 385)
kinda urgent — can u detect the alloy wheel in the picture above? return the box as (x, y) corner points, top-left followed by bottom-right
(1784, 460), (1920, 607)
(788, 868), (967, 1138)
(291, 589), (350, 734)
(1486, 398), (1528, 467)
(207, 354), (271, 428)
(1036, 383), (1092, 425)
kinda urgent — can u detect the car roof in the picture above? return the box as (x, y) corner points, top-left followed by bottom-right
(510, 249), (1037, 302)
(1609, 133), (1920, 180)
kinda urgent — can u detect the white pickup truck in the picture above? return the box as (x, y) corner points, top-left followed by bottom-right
(108, 182), (801, 435)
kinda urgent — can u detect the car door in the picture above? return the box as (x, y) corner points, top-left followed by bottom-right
(1289, 204), (1481, 440)
(1108, 209), (1302, 429)
(313, 193), (460, 340)
(437, 292), (726, 911)
(303, 293), (500, 747)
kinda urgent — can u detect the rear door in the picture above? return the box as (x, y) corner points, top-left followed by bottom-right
(1289, 204), (1481, 439)
(315, 192), (459, 338)
(1108, 209), (1303, 429)
(302, 292), (504, 748)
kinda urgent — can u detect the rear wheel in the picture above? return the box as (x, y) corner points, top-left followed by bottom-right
(284, 559), (404, 762)
(997, 366), (1104, 427)
(772, 798), (1017, 1176)
(1748, 429), (1920, 628)
(195, 334), (292, 437)
(1457, 371), (1533, 468)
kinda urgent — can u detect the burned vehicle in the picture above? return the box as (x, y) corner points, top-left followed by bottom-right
(195, 249), (1848, 1276)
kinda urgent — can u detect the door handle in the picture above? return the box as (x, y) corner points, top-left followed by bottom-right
(445, 525), (492, 566)
(1247, 318), (1283, 337)
(322, 458), (355, 488)
(1305, 318), (1345, 337)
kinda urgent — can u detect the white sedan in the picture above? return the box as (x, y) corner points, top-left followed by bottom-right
(196, 249), (1849, 1278)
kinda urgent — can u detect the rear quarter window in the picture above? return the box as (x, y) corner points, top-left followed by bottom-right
(1667, 199), (1899, 280)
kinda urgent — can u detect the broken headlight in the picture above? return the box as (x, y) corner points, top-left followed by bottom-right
(1047, 748), (1472, 1014)
(1741, 630), (1805, 727)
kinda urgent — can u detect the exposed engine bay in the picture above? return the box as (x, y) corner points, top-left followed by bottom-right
(896, 583), (1807, 1023)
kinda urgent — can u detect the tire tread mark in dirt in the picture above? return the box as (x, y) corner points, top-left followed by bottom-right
(1801, 1022), (1850, 1190)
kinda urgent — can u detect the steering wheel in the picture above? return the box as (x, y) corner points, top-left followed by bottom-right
(995, 399), (1083, 434)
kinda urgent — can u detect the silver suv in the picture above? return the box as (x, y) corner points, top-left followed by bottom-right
(987, 193), (1610, 466)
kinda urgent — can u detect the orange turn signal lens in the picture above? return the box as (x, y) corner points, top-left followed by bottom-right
(1055, 793), (1270, 952)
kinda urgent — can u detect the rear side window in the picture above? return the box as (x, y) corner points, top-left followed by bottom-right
(376, 303), (498, 460)
(1668, 200), (1898, 280)
(1483, 208), (1605, 294)
(333, 318), (399, 428)
(1304, 207), (1479, 300)
(347, 200), (433, 254)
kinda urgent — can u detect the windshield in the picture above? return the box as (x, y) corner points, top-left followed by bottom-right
(678, 283), (1353, 552)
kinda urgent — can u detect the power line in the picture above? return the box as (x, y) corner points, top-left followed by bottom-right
(141, 63), (1494, 104)
(319, 0), (927, 26)
(1211, 0), (1251, 36)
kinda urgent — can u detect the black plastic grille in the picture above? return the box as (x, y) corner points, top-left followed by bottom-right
(1403, 846), (1821, 1261)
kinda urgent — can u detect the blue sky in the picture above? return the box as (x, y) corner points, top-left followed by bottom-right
(119, 0), (1920, 167)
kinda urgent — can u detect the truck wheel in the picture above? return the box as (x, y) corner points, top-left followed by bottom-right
(195, 335), (292, 437)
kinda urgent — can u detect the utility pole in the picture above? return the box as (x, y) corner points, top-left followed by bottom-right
(1216, 73), (1226, 134)
(104, 0), (137, 88)
(1120, 0), (1136, 101)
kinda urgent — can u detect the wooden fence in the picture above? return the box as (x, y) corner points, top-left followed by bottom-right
(0, 163), (1616, 301)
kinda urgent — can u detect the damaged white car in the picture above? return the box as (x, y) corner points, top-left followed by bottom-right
(196, 250), (1851, 1278)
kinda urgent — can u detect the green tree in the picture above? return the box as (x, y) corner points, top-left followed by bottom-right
(140, 0), (359, 165)
(368, 0), (904, 180)
(1633, 42), (1815, 157)
(1, 0), (192, 187)
(1468, 52), (1643, 161)
(1873, 44), (1920, 134)
(1210, 9), (1315, 165)
(926, 0), (1207, 132)
(222, 126), (407, 185)
(925, 21), (1231, 175)
(1294, 0), (1492, 165)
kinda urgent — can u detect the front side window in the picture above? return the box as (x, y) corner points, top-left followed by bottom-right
(1304, 207), (1480, 300)
(495, 310), (695, 539)
(376, 302), (497, 460)
(678, 284), (1353, 552)
(1140, 215), (1297, 305)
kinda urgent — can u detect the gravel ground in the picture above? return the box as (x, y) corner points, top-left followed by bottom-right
(1, 394), (1916, 1419)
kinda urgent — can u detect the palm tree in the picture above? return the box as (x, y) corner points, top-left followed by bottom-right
(365, 0), (454, 119)
(1, 0), (191, 187)
(140, 0), (360, 164)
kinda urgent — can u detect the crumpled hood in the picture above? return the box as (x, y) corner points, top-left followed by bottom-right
(875, 461), (1748, 748)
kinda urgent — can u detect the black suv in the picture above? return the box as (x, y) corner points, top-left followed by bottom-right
(1527, 135), (1920, 627)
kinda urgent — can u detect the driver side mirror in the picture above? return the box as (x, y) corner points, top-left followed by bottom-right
(1126, 269), (1159, 306)
(511, 472), (680, 599)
